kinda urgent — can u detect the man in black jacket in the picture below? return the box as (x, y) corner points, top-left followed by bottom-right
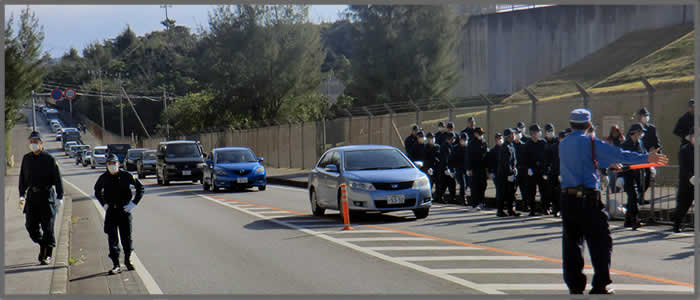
(514, 127), (529, 212)
(621, 124), (647, 229)
(411, 131), (427, 165)
(673, 128), (694, 233)
(467, 128), (489, 210)
(497, 128), (520, 217)
(544, 125), (561, 217)
(437, 133), (457, 204)
(424, 132), (441, 194)
(453, 132), (469, 206)
(524, 124), (549, 216)
(404, 125), (420, 161)
(487, 133), (504, 180)
(638, 107), (660, 198)
(461, 117), (476, 140)
(19, 131), (64, 265)
(95, 154), (145, 274)
(673, 99), (694, 148)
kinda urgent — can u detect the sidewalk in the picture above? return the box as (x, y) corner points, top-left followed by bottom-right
(4, 121), (71, 295)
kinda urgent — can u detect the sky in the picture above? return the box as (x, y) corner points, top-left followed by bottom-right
(5, 5), (348, 59)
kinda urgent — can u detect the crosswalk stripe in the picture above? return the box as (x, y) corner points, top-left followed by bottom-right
(367, 246), (482, 251)
(246, 207), (274, 211)
(338, 237), (432, 242)
(434, 268), (594, 274)
(480, 284), (693, 292)
(398, 256), (536, 261)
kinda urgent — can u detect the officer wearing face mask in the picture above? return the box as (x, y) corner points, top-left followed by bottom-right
(437, 133), (457, 204)
(467, 128), (489, 210)
(487, 133), (504, 182)
(19, 131), (64, 265)
(620, 124), (648, 229)
(424, 132), (441, 193)
(513, 127), (529, 212)
(524, 124), (549, 216)
(94, 154), (144, 274)
(516, 122), (530, 144)
(435, 122), (448, 147)
(496, 128), (520, 217)
(543, 124), (560, 216)
(411, 131), (427, 167)
(452, 133), (469, 206)
(637, 107), (660, 198)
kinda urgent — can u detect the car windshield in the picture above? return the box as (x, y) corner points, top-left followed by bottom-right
(94, 149), (106, 155)
(344, 149), (413, 171)
(144, 152), (157, 160)
(128, 150), (145, 158)
(216, 150), (256, 164)
(166, 143), (201, 158)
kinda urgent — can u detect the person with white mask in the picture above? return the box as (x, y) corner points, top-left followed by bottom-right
(637, 107), (660, 198)
(94, 154), (145, 274)
(19, 131), (64, 265)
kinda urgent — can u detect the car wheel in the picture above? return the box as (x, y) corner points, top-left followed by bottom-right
(258, 185), (266, 191)
(310, 189), (325, 216)
(413, 207), (430, 219)
(91, 162), (96, 169)
(211, 177), (220, 193)
(203, 177), (210, 191)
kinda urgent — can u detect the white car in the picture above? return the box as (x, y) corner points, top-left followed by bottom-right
(91, 146), (108, 169)
(64, 141), (78, 153)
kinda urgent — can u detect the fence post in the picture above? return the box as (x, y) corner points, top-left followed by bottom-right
(300, 119), (305, 169)
(444, 98), (456, 123)
(363, 106), (373, 144)
(276, 123), (281, 169)
(480, 94), (494, 145)
(288, 122), (293, 169)
(574, 82), (590, 110)
(523, 88), (539, 125)
(384, 103), (396, 146)
(409, 100), (421, 128)
(343, 109), (353, 146)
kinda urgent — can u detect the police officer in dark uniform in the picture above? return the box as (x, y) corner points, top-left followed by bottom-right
(404, 125), (420, 160)
(435, 121), (447, 146)
(674, 99), (694, 148)
(487, 133), (504, 211)
(424, 132), (441, 193)
(620, 123), (648, 229)
(461, 117), (476, 140)
(411, 131), (427, 165)
(437, 132), (457, 204)
(559, 109), (666, 295)
(467, 127), (488, 210)
(638, 107), (661, 198)
(453, 132), (469, 206)
(524, 124), (549, 216)
(94, 154), (145, 274)
(672, 128), (694, 233)
(516, 122), (530, 144)
(513, 127), (529, 212)
(496, 128), (520, 217)
(19, 131), (64, 265)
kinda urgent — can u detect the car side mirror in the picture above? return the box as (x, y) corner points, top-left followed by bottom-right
(325, 164), (339, 173)
(414, 161), (424, 168)
(258, 157), (264, 162)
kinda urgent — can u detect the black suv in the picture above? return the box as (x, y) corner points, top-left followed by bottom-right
(156, 141), (205, 185)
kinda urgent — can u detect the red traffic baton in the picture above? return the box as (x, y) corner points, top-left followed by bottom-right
(617, 162), (666, 172)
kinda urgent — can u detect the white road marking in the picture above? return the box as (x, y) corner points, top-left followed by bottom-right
(319, 230), (392, 234)
(397, 256), (536, 261)
(435, 268), (595, 274)
(337, 237), (433, 242)
(62, 179), (163, 294)
(246, 207), (276, 211)
(479, 284), (692, 293)
(193, 193), (505, 295)
(256, 211), (294, 215)
(285, 219), (336, 223)
(366, 246), (482, 251)
(268, 185), (307, 192)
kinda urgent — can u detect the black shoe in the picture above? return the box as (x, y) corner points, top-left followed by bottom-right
(496, 210), (507, 217)
(569, 289), (584, 295)
(41, 248), (53, 265)
(589, 286), (615, 294)
(38, 246), (46, 263)
(508, 210), (521, 217)
(109, 265), (121, 275)
(125, 260), (135, 271)
(673, 224), (681, 233)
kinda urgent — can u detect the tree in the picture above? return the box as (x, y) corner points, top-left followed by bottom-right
(198, 5), (325, 124)
(346, 5), (463, 106)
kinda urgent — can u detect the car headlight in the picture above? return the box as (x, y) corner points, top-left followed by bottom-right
(255, 166), (265, 174)
(215, 169), (228, 176)
(348, 181), (376, 191)
(166, 164), (177, 169)
(412, 176), (430, 189)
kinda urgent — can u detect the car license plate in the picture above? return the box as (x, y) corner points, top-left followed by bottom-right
(387, 194), (405, 204)
(237, 177), (248, 184)
(182, 170), (192, 176)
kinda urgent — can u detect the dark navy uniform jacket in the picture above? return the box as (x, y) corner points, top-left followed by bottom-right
(19, 151), (64, 213)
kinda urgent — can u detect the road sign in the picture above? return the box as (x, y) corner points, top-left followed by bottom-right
(51, 89), (63, 100)
(65, 88), (76, 100)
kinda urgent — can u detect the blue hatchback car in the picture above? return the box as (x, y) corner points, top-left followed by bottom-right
(308, 145), (432, 219)
(201, 147), (266, 192)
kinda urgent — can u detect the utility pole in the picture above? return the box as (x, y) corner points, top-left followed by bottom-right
(118, 73), (124, 138)
(31, 90), (36, 132)
(163, 88), (170, 139)
(99, 70), (105, 130)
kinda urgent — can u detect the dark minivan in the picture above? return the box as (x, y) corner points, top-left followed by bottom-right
(156, 141), (205, 185)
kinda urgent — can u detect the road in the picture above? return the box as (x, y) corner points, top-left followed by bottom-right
(35, 112), (694, 295)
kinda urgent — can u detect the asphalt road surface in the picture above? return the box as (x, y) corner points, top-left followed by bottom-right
(39, 115), (694, 295)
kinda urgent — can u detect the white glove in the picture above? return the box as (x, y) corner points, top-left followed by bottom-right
(449, 170), (455, 178)
(56, 198), (63, 208)
(444, 169), (451, 176)
(558, 176), (562, 182)
(600, 176), (609, 188)
(543, 175), (548, 180)
(19, 196), (25, 211)
(124, 201), (136, 213)
(507, 175), (515, 182)
(650, 167), (657, 178)
(528, 168), (534, 176)
(427, 168), (434, 176)
(691, 175), (696, 186)
(466, 170), (472, 177)
(489, 173), (495, 180)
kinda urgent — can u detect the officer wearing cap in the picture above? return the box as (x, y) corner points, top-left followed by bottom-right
(672, 127), (694, 233)
(437, 122), (456, 146)
(467, 127), (489, 210)
(424, 132), (441, 193)
(673, 99), (694, 147)
(461, 117), (476, 140)
(411, 131), (427, 168)
(620, 123), (648, 229)
(543, 123), (559, 216)
(637, 108), (661, 153)
(95, 154), (145, 274)
(405, 125), (420, 161)
(496, 128), (520, 217)
(516, 122), (530, 144)
(435, 121), (447, 147)
(524, 124), (549, 216)
(452, 132), (469, 205)
(487, 133), (504, 184)
(437, 132), (457, 203)
(559, 108), (667, 295)
(513, 126), (529, 212)
(19, 131), (64, 265)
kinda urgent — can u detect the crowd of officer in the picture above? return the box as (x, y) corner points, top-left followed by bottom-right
(404, 101), (695, 230)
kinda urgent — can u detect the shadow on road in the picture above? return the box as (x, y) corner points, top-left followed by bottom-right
(5, 265), (61, 275)
(69, 272), (109, 282)
(664, 251), (694, 261)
